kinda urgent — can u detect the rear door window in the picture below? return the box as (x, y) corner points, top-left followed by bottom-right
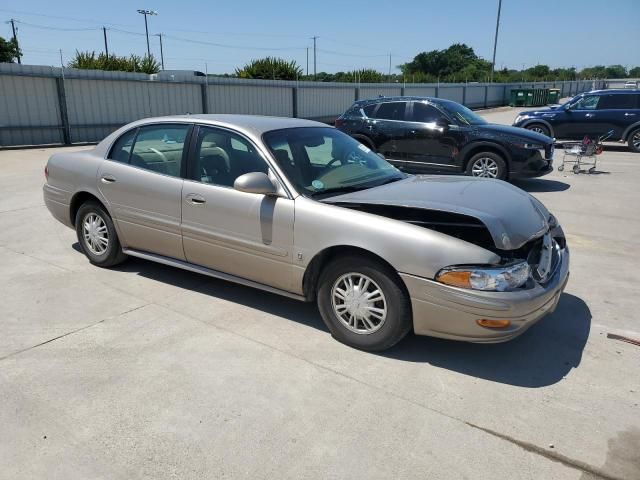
(374, 102), (407, 121)
(108, 129), (137, 163)
(129, 124), (190, 177)
(597, 94), (638, 109)
(412, 102), (444, 123)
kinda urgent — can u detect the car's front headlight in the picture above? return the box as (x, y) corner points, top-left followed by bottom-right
(514, 114), (529, 123)
(435, 261), (530, 292)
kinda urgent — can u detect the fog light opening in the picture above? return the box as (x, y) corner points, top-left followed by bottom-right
(476, 319), (511, 329)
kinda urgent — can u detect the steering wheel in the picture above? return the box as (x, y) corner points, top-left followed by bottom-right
(148, 147), (167, 162)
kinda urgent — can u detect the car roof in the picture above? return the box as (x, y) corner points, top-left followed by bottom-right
(588, 89), (640, 94)
(354, 96), (443, 105)
(93, 114), (328, 158)
(142, 114), (326, 135)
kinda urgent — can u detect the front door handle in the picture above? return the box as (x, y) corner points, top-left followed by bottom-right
(186, 194), (206, 205)
(624, 113), (636, 117)
(100, 175), (116, 183)
(585, 113), (595, 118)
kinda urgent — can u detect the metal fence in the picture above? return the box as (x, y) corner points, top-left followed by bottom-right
(0, 63), (603, 147)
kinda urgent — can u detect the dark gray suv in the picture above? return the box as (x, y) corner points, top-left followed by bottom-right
(513, 90), (640, 152)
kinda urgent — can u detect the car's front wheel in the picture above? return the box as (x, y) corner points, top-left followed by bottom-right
(526, 123), (551, 137)
(628, 128), (640, 153)
(75, 201), (127, 267)
(466, 152), (507, 180)
(317, 255), (411, 351)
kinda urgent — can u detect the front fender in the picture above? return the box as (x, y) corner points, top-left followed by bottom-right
(293, 196), (500, 282)
(458, 140), (513, 165)
(519, 118), (555, 138)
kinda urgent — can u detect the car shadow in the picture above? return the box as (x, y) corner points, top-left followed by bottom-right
(512, 178), (570, 192)
(380, 293), (591, 388)
(78, 246), (590, 388)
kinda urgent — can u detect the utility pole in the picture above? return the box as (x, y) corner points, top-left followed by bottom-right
(388, 53), (392, 79)
(311, 36), (318, 80)
(137, 9), (157, 58)
(490, 0), (502, 83)
(103, 27), (109, 57)
(155, 33), (165, 69)
(9, 19), (21, 64)
(306, 47), (309, 76)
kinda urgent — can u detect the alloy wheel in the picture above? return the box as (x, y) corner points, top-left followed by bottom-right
(331, 273), (387, 334)
(530, 126), (547, 135)
(471, 157), (499, 178)
(82, 213), (109, 255)
(633, 131), (640, 150)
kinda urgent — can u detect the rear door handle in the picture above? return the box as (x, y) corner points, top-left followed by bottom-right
(100, 175), (116, 183)
(186, 194), (206, 205)
(624, 113), (636, 116)
(585, 113), (595, 118)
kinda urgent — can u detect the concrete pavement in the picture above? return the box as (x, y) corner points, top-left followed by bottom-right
(1, 112), (639, 479)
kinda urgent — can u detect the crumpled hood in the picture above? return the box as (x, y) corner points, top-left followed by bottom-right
(327, 176), (550, 250)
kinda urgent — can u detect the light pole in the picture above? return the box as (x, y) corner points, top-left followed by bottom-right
(137, 9), (158, 58)
(155, 33), (165, 69)
(490, 0), (502, 83)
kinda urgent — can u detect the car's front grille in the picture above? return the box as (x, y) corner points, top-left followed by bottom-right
(527, 233), (561, 284)
(545, 144), (555, 160)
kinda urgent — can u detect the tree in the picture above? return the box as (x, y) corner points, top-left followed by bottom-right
(68, 51), (160, 74)
(399, 43), (491, 82)
(629, 67), (640, 77)
(0, 36), (21, 63)
(235, 57), (302, 80)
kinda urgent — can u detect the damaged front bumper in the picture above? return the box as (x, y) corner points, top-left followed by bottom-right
(400, 245), (570, 343)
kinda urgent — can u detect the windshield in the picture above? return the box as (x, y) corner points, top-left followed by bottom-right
(438, 102), (487, 126)
(263, 127), (405, 198)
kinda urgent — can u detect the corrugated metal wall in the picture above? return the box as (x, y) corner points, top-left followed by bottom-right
(0, 64), (605, 147)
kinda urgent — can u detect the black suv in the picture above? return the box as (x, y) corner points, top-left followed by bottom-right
(335, 96), (554, 180)
(513, 89), (640, 152)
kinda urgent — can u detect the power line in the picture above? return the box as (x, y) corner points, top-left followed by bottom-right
(163, 33), (305, 52)
(13, 20), (100, 31)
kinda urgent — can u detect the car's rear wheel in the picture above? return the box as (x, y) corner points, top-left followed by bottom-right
(317, 255), (411, 351)
(466, 152), (507, 180)
(75, 201), (127, 267)
(526, 123), (551, 137)
(628, 128), (640, 153)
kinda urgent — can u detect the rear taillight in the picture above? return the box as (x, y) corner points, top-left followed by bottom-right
(44, 164), (49, 181)
(334, 118), (344, 127)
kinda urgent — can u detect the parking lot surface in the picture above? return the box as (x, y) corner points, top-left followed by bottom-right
(1, 109), (639, 480)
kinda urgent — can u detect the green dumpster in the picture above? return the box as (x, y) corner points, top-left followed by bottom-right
(509, 89), (527, 107)
(548, 88), (560, 104)
(524, 88), (550, 106)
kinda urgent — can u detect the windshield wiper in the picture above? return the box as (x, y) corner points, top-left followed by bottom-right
(311, 185), (367, 198)
(371, 175), (405, 187)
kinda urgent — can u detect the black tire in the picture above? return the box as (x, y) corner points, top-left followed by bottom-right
(628, 128), (640, 153)
(465, 151), (508, 180)
(526, 123), (551, 137)
(317, 255), (411, 351)
(75, 201), (127, 267)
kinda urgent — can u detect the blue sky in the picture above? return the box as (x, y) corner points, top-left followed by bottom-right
(2, 0), (639, 74)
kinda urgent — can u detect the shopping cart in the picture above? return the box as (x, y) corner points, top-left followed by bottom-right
(558, 130), (613, 174)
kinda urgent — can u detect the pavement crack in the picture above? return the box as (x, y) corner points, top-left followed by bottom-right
(464, 422), (623, 480)
(159, 302), (619, 480)
(0, 303), (148, 362)
(0, 244), (72, 273)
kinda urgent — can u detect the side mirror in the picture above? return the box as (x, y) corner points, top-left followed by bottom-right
(234, 172), (278, 196)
